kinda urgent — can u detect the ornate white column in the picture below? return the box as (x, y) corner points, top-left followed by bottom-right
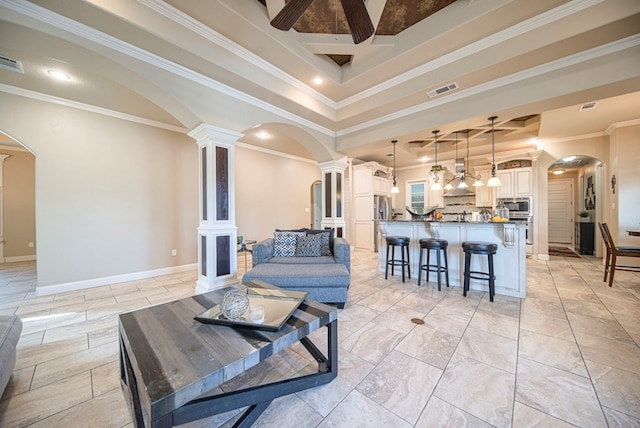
(189, 124), (241, 293)
(319, 157), (348, 238)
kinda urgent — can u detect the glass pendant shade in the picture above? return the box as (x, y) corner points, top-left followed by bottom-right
(444, 183), (454, 190)
(472, 178), (484, 187)
(457, 180), (468, 188)
(391, 184), (400, 194)
(432, 181), (442, 191)
(487, 175), (502, 187)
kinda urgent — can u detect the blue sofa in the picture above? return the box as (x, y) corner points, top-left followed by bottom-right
(242, 233), (350, 308)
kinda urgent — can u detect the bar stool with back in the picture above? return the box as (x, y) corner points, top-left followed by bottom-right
(598, 222), (640, 287)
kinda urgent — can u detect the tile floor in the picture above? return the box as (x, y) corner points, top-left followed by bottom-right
(0, 250), (639, 427)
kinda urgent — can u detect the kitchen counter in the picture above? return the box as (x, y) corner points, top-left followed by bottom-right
(378, 220), (526, 298)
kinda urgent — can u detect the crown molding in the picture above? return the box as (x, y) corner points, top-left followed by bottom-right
(0, 83), (188, 133)
(605, 118), (640, 134)
(337, 0), (605, 108)
(138, 0), (338, 111)
(235, 141), (318, 165)
(2, 0), (336, 137)
(337, 34), (640, 137)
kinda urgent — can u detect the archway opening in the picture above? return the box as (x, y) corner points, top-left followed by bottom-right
(547, 154), (603, 257)
(0, 131), (37, 294)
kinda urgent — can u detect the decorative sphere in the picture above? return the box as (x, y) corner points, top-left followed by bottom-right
(220, 288), (249, 321)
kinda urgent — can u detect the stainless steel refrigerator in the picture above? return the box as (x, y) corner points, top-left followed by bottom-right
(373, 195), (391, 252)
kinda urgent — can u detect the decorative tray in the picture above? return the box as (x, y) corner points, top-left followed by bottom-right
(194, 287), (308, 332)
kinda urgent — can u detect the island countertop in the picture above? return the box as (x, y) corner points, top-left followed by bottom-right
(378, 220), (526, 298)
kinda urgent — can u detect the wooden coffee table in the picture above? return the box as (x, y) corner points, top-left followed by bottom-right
(118, 280), (338, 427)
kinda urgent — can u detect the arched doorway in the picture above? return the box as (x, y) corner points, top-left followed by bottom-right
(310, 180), (322, 229)
(547, 155), (603, 256)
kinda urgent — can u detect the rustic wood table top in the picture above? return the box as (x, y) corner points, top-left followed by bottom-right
(118, 280), (338, 427)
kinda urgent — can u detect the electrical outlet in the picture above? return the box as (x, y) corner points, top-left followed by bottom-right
(171, 249), (177, 256)
(28, 242), (34, 248)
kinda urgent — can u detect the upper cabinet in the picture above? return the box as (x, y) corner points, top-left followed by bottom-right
(474, 167), (494, 207)
(496, 161), (533, 198)
(354, 162), (391, 196)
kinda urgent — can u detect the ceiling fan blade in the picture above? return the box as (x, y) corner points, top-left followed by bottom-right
(270, 0), (314, 31)
(341, 0), (375, 44)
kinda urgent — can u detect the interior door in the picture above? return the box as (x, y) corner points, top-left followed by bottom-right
(548, 179), (574, 244)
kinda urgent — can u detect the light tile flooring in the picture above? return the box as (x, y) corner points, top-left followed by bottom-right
(1, 251), (639, 427)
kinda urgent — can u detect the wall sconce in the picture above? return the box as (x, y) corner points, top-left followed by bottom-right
(611, 174), (616, 194)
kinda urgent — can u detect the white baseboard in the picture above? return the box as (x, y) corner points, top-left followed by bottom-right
(3, 255), (37, 263)
(538, 254), (550, 261)
(36, 263), (198, 296)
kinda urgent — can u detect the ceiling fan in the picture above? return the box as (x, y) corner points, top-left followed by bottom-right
(271, 0), (375, 45)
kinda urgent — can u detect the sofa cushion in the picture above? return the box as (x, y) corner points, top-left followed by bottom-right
(273, 231), (305, 257)
(295, 234), (322, 257)
(306, 229), (332, 256)
(243, 263), (350, 288)
(267, 256), (337, 264)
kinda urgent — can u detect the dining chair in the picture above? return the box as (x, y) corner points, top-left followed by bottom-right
(598, 222), (640, 287)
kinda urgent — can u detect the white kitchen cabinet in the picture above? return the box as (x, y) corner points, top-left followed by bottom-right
(514, 168), (532, 195)
(474, 167), (494, 207)
(373, 176), (389, 195)
(496, 167), (532, 197)
(352, 162), (391, 251)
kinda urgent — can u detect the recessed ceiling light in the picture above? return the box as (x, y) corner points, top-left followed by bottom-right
(312, 77), (324, 85)
(552, 169), (564, 175)
(47, 69), (71, 81)
(562, 156), (576, 162)
(418, 156), (429, 163)
(256, 130), (270, 139)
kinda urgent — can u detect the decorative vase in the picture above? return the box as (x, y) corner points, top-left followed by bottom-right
(220, 288), (249, 321)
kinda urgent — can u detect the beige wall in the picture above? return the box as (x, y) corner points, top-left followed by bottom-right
(1, 147), (36, 259)
(609, 123), (640, 250)
(235, 145), (321, 242)
(0, 93), (199, 288)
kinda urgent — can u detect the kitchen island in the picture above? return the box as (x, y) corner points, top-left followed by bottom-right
(378, 220), (527, 298)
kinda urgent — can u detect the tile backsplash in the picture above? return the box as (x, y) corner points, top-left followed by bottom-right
(442, 195), (479, 221)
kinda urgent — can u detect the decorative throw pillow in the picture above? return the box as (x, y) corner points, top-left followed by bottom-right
(306, 229), (333, 256)
(295, 234), (322, 257)
(273, 231), (305, 257)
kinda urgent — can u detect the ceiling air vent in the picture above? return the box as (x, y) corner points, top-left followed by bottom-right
(427, 82), (458, 98)
(579, 102), (597, 111)
(0, 55), (24, 74)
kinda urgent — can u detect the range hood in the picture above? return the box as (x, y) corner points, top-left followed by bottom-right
(443, 159), (476, 197)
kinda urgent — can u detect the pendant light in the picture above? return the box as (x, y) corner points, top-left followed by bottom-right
(444, 132), (456, 191)
(486, 116), (502, 187)
(431, 130), (442, 191)
(468, 131), (484, 187)
(390, 140), (400, 194)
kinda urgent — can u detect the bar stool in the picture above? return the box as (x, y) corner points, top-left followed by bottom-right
(418, 239), (449, 290)
(461, 241), (498, 302)
(385, 236), (411, 282)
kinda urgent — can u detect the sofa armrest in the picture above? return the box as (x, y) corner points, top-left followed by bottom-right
(252, 238), (274, 266)
(333, 237), (351, 273)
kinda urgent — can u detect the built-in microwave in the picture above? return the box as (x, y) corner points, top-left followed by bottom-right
(496, 197), (532, 218)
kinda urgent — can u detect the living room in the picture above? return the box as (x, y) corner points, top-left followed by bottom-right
(1, 0), (640, 426)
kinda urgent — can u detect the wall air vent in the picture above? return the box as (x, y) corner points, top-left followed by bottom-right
(0, 55), (24, 74)
(579, 102), (597, 111)
(427, 82), (458, 98)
